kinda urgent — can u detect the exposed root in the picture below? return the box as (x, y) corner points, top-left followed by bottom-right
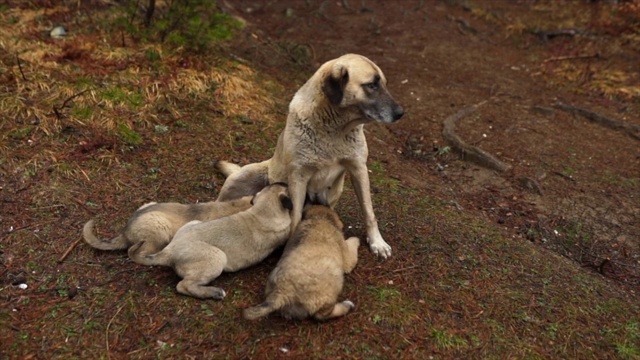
(554, 102), (640, 141)
(442, 103), (512, 172)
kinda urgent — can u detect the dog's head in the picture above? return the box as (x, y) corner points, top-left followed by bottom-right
(321, 54), (404, 124)
(301, 205), (344, 230)
(250, 182), (293, 211)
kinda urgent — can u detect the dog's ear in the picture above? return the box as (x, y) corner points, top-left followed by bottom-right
(322, 65), (349, 105)
(280, 194), (293, 211)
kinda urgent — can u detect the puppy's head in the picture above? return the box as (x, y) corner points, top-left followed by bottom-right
(301, 205), (344, 230)
(250, 182), (292, 211)
(321, 54), (404, 124)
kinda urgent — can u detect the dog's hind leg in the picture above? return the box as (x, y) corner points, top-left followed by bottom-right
(215, 160), (270, 201)
(174, 244), (228, 299)
(313, 300), (355, 321)
(342, 236), (360, 274)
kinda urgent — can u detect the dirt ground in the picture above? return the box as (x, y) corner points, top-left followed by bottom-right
(227, 0), (640, 288)
(1, 0), (639, 359)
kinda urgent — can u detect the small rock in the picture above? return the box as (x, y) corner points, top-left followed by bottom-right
(50, 26), (67, 39)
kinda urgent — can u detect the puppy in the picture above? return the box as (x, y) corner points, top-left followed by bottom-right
(214, 53), (404, 259)
(82, 196), (252, 256)
(128, 183), (292, 300)
(243, 204), (359, 321)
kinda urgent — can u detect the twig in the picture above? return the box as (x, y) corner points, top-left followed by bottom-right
(442, 101), (512, 172)
(392, 265), (419, 273)
(52, 89), (90, 119)
(542, 54), (599, 63)
(16, 54), (28, 81)
(58, 237), (83, 263)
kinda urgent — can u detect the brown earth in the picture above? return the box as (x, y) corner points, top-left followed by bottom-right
(228, 0), (640, 287)
(1, 1), (639, 359)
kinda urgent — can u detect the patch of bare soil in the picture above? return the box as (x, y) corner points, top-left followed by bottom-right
(1, 1), (640, 359)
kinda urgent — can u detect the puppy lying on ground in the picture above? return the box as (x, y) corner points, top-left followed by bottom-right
(128, 183), (292, 300)
(214, 53), (404, 259)
(243, 204), (359, 321)
(82, 196), (252, 256)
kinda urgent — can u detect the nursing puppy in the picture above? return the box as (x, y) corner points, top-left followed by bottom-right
(214, 53), (404, 259)
(243, 204), (359, 321)
(82, 196), (252, 256)
(128, 183), (292, 300)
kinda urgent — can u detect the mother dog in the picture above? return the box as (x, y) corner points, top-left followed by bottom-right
(215, 54), (404, 258)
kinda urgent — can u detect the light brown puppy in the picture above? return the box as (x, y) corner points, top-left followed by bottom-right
(128, 183), (292, 300)
(82, 197), (252, 256)
(214, 53), (404, 259)
(243, 205), (359, 321)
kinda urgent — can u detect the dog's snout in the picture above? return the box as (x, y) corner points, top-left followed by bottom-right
(392, 105), (405, 121)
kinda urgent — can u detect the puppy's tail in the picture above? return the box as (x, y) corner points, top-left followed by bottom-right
(213, 160), (242, 177)
(82, 220), (129, 250)
(243, 293), (288, 320)
(128, 241), (171, 267)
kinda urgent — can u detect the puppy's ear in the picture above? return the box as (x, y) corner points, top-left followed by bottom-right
(280, 194), (293, 211)
(322, 65), (349, 105)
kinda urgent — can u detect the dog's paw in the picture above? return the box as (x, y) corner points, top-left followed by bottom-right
(369, 240), (392, 259)
(211, 288), (226, 300)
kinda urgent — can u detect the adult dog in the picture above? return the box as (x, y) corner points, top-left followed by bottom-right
(82, 196), (252, 256)
(215, 54), (404, 258)
(243, 204), (359, 321)
(128, 183), (292, 300)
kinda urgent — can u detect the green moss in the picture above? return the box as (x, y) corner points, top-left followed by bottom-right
(72, 105), (92, 120)
(117, 123), (143, 145)
(101, 87), (143, 108)
(432, 328), (469, 351)
(8, 125), (34, 140)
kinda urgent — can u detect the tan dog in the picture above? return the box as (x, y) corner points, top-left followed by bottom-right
(128, 183), (292, 300)
(243, 205), (359, 321)
(214, 53), (404, 259)
(82, 196), (252, 256)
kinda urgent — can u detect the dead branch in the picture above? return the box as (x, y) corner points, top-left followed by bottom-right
(442, 102), (512, 172)
(553, 102), (640, 141)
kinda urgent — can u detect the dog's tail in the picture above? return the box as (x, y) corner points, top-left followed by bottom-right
(213, 160), (242, 177)
(127, 241), (171, 266)
(82, 220), (129, 250)
(243, 293), (288, 320)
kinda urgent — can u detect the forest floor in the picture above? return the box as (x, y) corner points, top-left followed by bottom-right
(1, 1), (639, 359)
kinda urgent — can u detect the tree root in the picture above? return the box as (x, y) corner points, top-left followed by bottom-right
(442, 103), (512, 172)
(554, 102), (640, 141)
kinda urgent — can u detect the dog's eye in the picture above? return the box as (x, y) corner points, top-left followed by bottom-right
(364, 82), (379, 91)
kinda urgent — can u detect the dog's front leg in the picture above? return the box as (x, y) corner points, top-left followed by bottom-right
(288, 167), (313, 235)
(346, 161), (391, 259)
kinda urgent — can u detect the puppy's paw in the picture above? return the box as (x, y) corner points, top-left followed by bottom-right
(369, 240), (392, 259)
(342, 300), (355, 310)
